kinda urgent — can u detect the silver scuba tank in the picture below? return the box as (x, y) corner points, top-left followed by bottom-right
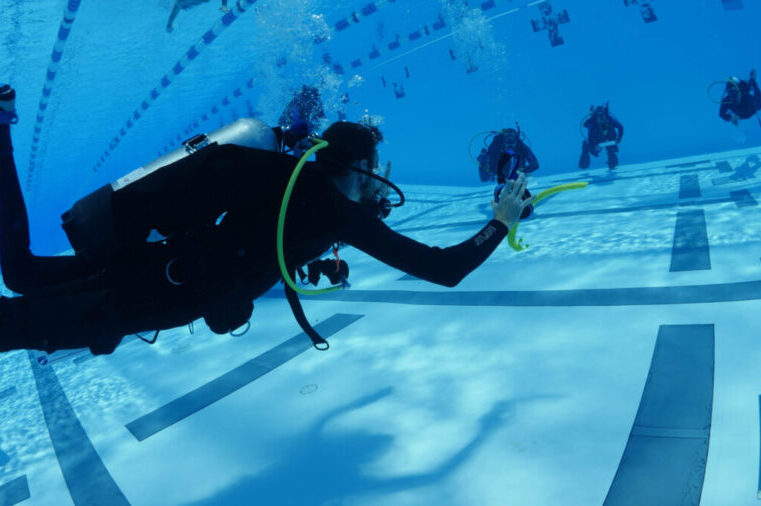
(111, 118), (278, 191)
(61, 118), (279, 264)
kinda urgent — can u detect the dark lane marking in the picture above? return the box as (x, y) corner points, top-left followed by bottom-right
(730, 189), (758, 208)
(396, 196), (734, 234)
(670, 210), (711, 272)
(28, 351), (129, 505)
(679, 174), (701, 199)
(758, 396), (761, 499)
(126, 313), (363, 442)
(666, 159), (711, 168)
(604, 324), (713, 506)
(0, 475), (30, 505)
(716, 160), (733, 173)
(0, 386), (16, 400)
(277, 276), (761, 307)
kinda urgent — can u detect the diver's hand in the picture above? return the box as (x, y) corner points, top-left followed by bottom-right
(731, 114), (739, 126)
(751, 69), (757, 81)
(491, 173), (533, 228)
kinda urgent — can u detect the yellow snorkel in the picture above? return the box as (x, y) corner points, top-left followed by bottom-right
(507, 182), (589, 251)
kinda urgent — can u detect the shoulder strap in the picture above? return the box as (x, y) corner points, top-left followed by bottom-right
(283, 277), (330, 350)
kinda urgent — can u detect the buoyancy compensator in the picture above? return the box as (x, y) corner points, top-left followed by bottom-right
(61, 118), (279, 266)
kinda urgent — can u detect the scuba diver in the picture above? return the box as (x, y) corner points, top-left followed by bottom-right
(0, 84), (533, 356)
(166, 0), (229, 32)
(476, 126), (539, 184)
(278, 85), (327, 156)
(476, 126), (537, 220)
(719, 69), (760, 126)
(579, 103), (624, 170)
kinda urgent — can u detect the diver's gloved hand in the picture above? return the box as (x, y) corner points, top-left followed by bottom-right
(751, 69), (757, 81)
(731, 114), (740, 126)
(491, 172), (533, 228)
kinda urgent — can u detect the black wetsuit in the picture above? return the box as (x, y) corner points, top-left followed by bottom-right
(0, 125), (507, 355)
(719, 78), (761, 121)
(579, 114), (624, 169)
(477, 134), (539, 183)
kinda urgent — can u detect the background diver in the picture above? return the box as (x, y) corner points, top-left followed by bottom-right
(476, 126), (539, 184)
(167, 0), (229, 32)
(579, 103), (624, 170)
(0, 84), (533, 356)
(719, 69), (760, 127)
(277, 85), (328, 157)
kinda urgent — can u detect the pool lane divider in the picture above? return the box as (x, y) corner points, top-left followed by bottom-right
(125, 313), (363, 441)
(604, 324), (714, 506)
(90, 0), (261, 174)
(0, 475), (30, 505)
(25, 0), (83, 193)
(27, 350), (129, 505)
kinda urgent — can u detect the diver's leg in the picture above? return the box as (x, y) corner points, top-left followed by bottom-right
(0, 92), (93, 294)
(166, 4), (180, 31)
(579, 140), (591, 169)
(606, 145), (619, 169)
(0, 289), (123, 355)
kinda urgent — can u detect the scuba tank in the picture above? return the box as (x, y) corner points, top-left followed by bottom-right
(61, 118), (278, 265)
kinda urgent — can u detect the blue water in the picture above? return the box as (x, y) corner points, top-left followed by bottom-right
(1, 1), (761, 505)
(1, 0), (758, 254)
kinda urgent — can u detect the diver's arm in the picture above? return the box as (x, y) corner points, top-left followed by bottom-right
(340, 209), (507, 287)
(523, 147), (539, 173)
(611, 117), (624, 142)
(719, 102), (732, 121)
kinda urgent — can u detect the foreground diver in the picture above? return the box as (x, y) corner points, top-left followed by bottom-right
(476, 126), (539, 183)
(579, 103), (624, 170)
(719, 70), (760, 126)
(0, 85), (533, 356)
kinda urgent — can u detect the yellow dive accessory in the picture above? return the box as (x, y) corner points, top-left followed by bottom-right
(277, 138), (344, 295)
(507, 182), (589, 251)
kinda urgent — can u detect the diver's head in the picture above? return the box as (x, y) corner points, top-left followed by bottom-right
(317, 121), (381, 202)
(725, 77), (741, 102)
(503, 128), (519, 147)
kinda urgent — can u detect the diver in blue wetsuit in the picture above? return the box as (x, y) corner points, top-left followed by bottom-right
(719, 70), (760, 126)
(579, 103), (624, 170)
(0, 84), (533, 356)
(278, 85), (328, 155)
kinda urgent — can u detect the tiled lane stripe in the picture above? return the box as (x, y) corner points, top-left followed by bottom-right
(0, 476), (30, 505)
(670, 210), (711, 272)
(729, 189), (758, 208)
(679, 174), (702, 199)
(604, 324), (714, 506)
(270, 277), (761, 306)
(126, 313), (363, 441)
(28, 351), (128, 505)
